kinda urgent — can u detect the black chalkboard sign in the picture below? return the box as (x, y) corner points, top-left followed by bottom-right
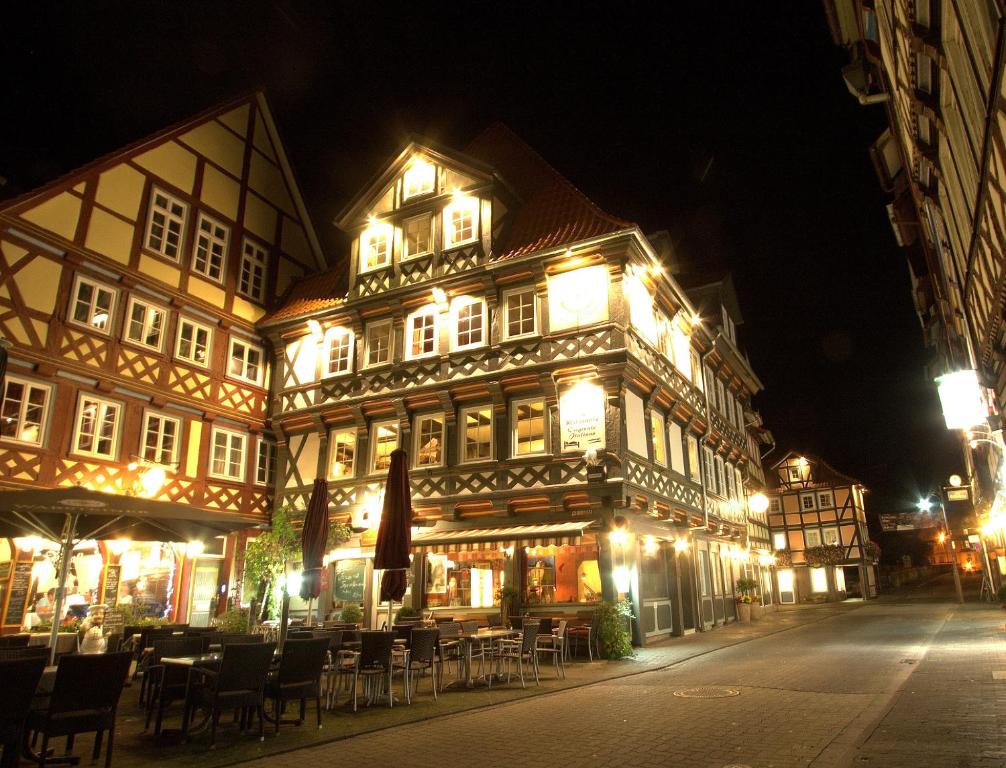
(334, 559), (366, 602)
(5, 561), (33, 626)
(103, 565), (120, 606)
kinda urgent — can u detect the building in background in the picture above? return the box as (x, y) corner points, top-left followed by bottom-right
(766, 451), (877, 602)
(0, 93), (326, 630)
(822, 0), (1005, 593)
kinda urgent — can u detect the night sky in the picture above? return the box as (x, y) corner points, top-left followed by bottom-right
(1, 3), (962, 537)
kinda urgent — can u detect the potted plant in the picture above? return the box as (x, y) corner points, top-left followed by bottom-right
(735, 577), (760, 620)
(495, 585), (520, 627)
(339, 604), (363, 625)
(394, 605), (420, 623)
(735, 593), (753, 622)
(593, 599), (635, 659)
(212, 608), (250, 634)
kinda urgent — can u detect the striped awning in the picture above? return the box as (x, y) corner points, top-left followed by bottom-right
(411, 521), (593, 554)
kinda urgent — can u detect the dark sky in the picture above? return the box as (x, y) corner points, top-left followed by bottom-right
(1, 2), (962, 526)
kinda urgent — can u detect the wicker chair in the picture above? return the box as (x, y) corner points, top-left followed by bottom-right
(332, 632), (395, 712)
(143, 636), (205, 734)
(0, 657), (46, 768)
(393, 628), (438, 703)
(266, 638), (329, 732)
(489, 620), (540, 689)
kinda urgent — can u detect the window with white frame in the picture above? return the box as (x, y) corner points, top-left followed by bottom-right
(452, 296), (485, 350)
(769, 498), (781, 514)
(256, 438), (277, 487)
(822, 527), (840, 546)
(70, 275), (116, 334)
(403, 215), (432, 260)
(141, 411), (180, 466)
(192, 213), (229, 282)
(238, 239), (268, 302)
(714, 455), (726, 497)
(650, 411), (667, 466)
(724, 462), (735, 501)
(402, 159), (436, 200)
(804, 528), (822, 548)
(772, 532), (787, 550)
(800, 494), (817, 511)
(176, 318), (212, 367)
(72, 394), (121, 459)
(691, 350), (703, 389)
(406, 308), (438, 359)
(0, 376), (51, 446)
(324, 327), (354, 377)
(370, 421), (400, 473)
(668, 421), (685, 475)
(734, 467), (745, 504)
(328, 428), (356, 479)
(414, 414), (445, 467)
(228, 338), (264, 385)
(443, 196), (478, 248)
(124, 297), (166, 351)
(818, 491), (834, 508)
(687, 434), (701, 482)
(360, 222), (392, 272)
(503, 287), (537, 339)
(461, 406), (493, 462)
(512, 398), (547, 457)
(715, 380), (725, 414)
(703, 446), (715, 491)
(145, 188), (187, 260)
(209, 427), (247, 481)
(365, 320), (393, 367)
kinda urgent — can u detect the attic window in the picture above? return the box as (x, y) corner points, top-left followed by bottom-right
(360, 221), (392, 272)
(403, 158), (436, 200)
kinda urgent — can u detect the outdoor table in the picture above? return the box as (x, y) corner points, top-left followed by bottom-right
(444, 628), (518, 689)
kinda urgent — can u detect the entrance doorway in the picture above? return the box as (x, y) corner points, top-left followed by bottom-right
(188, 561), (221, 627)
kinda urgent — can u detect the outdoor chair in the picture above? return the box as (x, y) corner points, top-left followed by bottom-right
(217, 633), (264, 646)
(0, 636), (29, 649)
(0, 656), (46, 768)
(566, 623), (595, 661)
(181, 641), (276, 748)
(536, 619), (566, 679)
(143, 635), (205, 733)
(486, 614), (503, 628)
(489, 620), (540, 689)
(460, 621), (487, 677)
(535, 617), (554, 635)
(26, 651), (132, 768)
(435, 622), (462, 684)
(0, 647), (48, 661)
(392, 624), (414, 647)
(334, 631), (395, 712)
(265, 637), (329, 733)
(393, 628), (438, 704)
(509, 616), (524, 630)
(287, 631), (316, 640)
(433, 616), (454, 623)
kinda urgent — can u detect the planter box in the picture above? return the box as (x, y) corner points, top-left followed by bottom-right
(750, 602), (763, 620)
(736, 603), (752, 623)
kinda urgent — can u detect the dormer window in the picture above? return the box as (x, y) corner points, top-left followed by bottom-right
(360, 221), (392, 272)
(443, 196), (479, 248)
(402, 158), (436, 200)
(403, 215), (432, 260)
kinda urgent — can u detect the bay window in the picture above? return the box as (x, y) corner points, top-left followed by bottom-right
(460, 405), (493, 463)
(414, 414), (445, 468)
(512, 398), (547, 457)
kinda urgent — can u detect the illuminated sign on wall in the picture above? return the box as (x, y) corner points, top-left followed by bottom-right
(559, 380), (606, 452)
(935, 370), (985, 431)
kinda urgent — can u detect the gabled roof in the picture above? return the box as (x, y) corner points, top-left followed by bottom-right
(465, 123), (634, 261)
(766, 450), (864, 490)
(259, 266), (347, 326)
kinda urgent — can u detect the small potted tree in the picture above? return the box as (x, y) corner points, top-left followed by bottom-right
(735, 577), (760, 620)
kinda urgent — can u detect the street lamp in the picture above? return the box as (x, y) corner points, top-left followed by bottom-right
(918, 495), (964, 603)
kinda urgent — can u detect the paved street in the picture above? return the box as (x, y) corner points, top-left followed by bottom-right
(244, 575), (1006, 768)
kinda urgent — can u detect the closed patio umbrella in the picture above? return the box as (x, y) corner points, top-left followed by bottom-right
(299, 478), (329, 620)
(374, 449), (412, 619)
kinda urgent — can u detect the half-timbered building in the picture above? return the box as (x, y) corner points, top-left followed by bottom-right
(766, 451), (878, 602)
(261, 126), (772, 644)
(0, 92), (326, 631)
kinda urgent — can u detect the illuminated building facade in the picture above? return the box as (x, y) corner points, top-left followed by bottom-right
(0, 93), (326, 630)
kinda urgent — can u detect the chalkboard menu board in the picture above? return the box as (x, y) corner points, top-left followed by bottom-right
(334, 559), (366, 602)
(5, 561), (33, 626)
(103, 565), (120, 606)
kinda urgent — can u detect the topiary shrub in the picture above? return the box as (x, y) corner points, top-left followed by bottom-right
(212, 608), (249, 634)
(394, 605), (420, 622)
(340, 604), (363, 624)
(593, 599), (635, 660)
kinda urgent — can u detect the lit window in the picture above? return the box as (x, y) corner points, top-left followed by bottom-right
(772, 532), (787, 550)
(687, 434), (701, 483)
(406, 308), (438, 359)
(513, 398), (547, 457)
(365, 320), (393, 367)
(503, 288), (537, 339)
(70, 275), (116, 334)
(141, 411), (180, 466)
(360, 221), (392, 271)
(192, 213), (229, 283)
(443, 196), (478, 248)
(801, 495), (816, 511)
(715, 380), (725, 415)
(402, 158), (436, 200)
(0, 376), (50, 446)
(73, 394), (121, 459)
(324, 327), (354, 377)
(228, 338), (264, 385)
(703, 446), (715, 492)
(672, 320), (692, 380)
(238, 239), (268, 302)
(210, 427), (247, 481)
(650, 411), (666, 466)
(328, 429), (357, 479)
(256, 438), (277, 487)
(461, 406), (493, 462)
(176, 318), (213, 367)
(804, 529), (822, 548)
(452, 297), (485, 350)
(403, 215), (433, 260)
(124, 297), (166, 351)
(714, 455), (726, 497)
(690, 350), (702, 389)
(145, 188), (187, 261)
(810, 567), (828, 593)
(822, 527), (840, 546)
(371, 421), (400, 473)
(414, 414), (445, 467)
(818, 492), (834, 508)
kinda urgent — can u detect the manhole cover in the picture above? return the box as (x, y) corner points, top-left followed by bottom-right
(723, 764), (752, 768)
(673, 686), (740, 699)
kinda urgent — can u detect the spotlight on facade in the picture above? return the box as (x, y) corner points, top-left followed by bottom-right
(748, 492), (769, 515)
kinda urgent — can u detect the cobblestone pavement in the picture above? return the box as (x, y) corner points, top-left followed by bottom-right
(241, 584), (1006, 768)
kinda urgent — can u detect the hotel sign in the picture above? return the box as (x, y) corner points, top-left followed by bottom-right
(559, 381), (606, 452)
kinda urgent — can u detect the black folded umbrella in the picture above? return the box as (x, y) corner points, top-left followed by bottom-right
(375, 449), (412, 605)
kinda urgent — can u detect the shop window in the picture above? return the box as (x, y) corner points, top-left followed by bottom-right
(238, 239), (268, 302)
(124, 297), (166, 352)
(176, 318), (212, 367)
(192, 213), (229, 282)
(503, 287), (537, 339)
(72, 394), (121, 460)
(414, 414), (445, 468)
(460, 406), (492, 463)
(118, 542), (177, 617)
(328, 428), (357, 479)
(524, 540), (601, 604)
(324, 327), (354, 376)
(403, 214), (432, 259)
(70, 275), (116, 334)
(810, 567), (829, 593)
(365, 320), (393, 367)
(512, 397), (547, 457)
(145, 188), (187, 261)
(0, 376), (50, 446)
(777, 568), (796, 604)
(424, 550), (504, 609)
(370, 421), (400, 473)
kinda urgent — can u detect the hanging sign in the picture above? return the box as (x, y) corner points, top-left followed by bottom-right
(559, 380), (606, 452)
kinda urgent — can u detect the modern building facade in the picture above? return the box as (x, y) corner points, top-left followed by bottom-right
(766, 451), (878, 601)
(822, 0), (1005, 591)
(0, 93), (326, 630)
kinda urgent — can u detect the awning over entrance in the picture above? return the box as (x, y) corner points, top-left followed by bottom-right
(412, 520), (593, 554)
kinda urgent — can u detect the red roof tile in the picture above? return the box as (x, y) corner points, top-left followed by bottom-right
(259, 267), (347, 326)
(465, 123), (634, 261)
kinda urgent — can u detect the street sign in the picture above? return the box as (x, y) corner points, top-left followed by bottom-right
(946, 488), (970, 502)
